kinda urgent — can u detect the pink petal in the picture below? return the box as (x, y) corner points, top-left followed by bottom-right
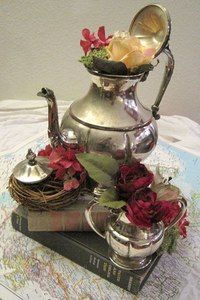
(49, 150), (62, 164)
(80, 40), (92, 55)
(98, 26), (106, 41)
(38, 144), (52, 157)
(65, 148), (76, 161)
(72, 161), (83, 172)
(93, 39), (102, 48)
(59, 160), (73, 169)
(45, 144), (52, 155)
(67, 167), (76, 176)
(38, 149), (48, 157)
(55, 167), (66, 180)
(82, 28), (96, 42)
(143, 48), (156, 58)
(178, 215), (189, 238)
(64, 178), (80, 191)
(56, 145), (67, 156)
(82, 28), (91, 40)
(49, 146), (65, 164)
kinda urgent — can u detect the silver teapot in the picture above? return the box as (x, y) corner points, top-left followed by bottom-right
(85, 197), (187, 270)
(37, 4), (174, 163)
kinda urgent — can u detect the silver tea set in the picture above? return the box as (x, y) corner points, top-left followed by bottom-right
(14, 4), (187, 271)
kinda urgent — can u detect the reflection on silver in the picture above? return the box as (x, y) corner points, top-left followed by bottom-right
(129, 4), (171, 57)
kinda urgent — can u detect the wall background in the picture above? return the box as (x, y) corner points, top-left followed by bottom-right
(1, 0), (199, 122)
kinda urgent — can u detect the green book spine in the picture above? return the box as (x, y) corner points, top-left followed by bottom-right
(11, 211), (160, 295)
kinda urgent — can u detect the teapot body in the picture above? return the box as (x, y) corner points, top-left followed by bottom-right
(61, 71), (158, 162)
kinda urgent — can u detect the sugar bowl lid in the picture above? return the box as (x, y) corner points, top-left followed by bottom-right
(129, 4), (171, 57)
(13, 149), (53, 184)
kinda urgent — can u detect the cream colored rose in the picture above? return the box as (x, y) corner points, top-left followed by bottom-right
(107, 36), (156, 69)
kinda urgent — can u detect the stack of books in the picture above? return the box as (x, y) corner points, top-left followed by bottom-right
(11, 202), (160, 295)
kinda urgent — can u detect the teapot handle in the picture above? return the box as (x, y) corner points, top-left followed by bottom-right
(151, 47), (175, 120)
(164, 196), (187, 232)
(85, 201), (106, 239)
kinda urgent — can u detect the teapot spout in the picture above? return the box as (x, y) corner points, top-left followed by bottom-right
(37, 87), (78, 148)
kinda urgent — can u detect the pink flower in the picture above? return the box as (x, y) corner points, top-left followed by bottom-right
(80, 28), (97, 55)
(64, 178), (80, 191)
(178, 213), (189, 238)
(48, 146), (84, 181)
(37, 144), (85, 190)
(93, 26), (112, 48)
(80, 26), (112, 55)
(38, 144), (52, 157)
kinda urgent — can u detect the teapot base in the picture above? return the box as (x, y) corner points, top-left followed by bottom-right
(108, 248), (152, 271)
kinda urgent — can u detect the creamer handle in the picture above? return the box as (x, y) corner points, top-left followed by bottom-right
(85, 201), (106, 239)
(165, 197), (187, 232)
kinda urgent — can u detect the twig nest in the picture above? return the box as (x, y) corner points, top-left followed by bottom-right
(8, 173), (83, 211)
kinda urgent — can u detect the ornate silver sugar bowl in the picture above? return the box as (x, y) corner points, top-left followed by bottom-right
(85, 197), (187, 270)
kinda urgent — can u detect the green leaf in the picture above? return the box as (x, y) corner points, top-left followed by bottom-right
(99, 187), (126, 209)
(93, 57), (128, 75)
(101, 200), (127, 209)
(99, 187), (118, 203)
(76, 153), (119, 187)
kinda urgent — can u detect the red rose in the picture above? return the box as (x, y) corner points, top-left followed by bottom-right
(154, 200), (180, 227)
(126, 188), (184, 229)
(117, 162), (154, 199)
(126, 188), (157, 228)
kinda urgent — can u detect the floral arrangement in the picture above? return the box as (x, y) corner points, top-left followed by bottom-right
(36, 144), (189, 253)
(76, 153), (189, 253)
(79, 26), (156, 75)
(38, 144), (86, 191)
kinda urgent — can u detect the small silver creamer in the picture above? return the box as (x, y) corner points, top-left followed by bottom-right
(85, 197), (187, 270)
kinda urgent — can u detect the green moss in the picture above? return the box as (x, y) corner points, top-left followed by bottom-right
(79, 48), (109, 68)
(158, 226), (180, 255)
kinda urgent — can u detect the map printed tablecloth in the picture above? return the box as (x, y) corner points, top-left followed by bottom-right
(0, 134), (199, 300)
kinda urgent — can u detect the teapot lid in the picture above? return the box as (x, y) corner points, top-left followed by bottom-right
(129, 4), (171, 57)
(13, 149), (53, 184)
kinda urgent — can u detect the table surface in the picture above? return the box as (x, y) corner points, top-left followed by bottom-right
(0, 99), (200, 300)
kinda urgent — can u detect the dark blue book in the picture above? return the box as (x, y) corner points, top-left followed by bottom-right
(11, 207), (160, 295)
